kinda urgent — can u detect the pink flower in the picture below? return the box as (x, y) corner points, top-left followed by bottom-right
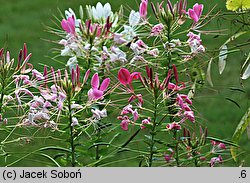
(139, 0), (148, 18)
(141, 118), (151, 129)
(166, 122), (181, 130)
(151, 23), (164, 36)
(132, 109), (139, 121)
(218, 143), (226, 149)
(164, 148), (174, 163)
(121, 104), (134, 115)
(88, 73), (110, 100)
(168, 82), (185, 91)
(176, 94), (192, 109)
(188, 3), (203, 23)
(210, 155), (223, 167)
(121, 104), (139, 121)
(128, 94), (143, 106)
(32, 69), (44, 81)
(118, 116), (130, 131)
(211, 140), (226, 150)
(184, 110), (195, 123)
(118, 68), (140, 89)
(61, 16), (76, 34)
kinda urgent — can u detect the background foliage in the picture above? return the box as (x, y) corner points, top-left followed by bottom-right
(0, 0), (249, 166)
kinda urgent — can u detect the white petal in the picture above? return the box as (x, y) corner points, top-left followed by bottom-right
(96, 2), (104, 19)
(129, 10), (140, 27)
(103, 3), (111, 18)
(92, 7), (98, 19)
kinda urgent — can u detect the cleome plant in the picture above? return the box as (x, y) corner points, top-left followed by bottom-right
(0, 0), (249, 167)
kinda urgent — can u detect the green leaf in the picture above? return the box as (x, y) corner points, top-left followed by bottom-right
(231, 107), (250, 162)
(39, 146), (71, 153)
(223, 31), (248, 45)
(37, 153), (61, 167)
(207, 58), (213, 87)
(206, 136), (239, 147)
(225, 98), (241, 109)
(219, 44), (228, 75)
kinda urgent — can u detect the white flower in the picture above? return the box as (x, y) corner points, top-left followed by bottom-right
(129, 10), (140, 27)
(90, 2), (113, 20)
(71, 117), (79, 126)
(119, 10), (140, 42)
(91, 108), (107, 121)
(61, 46), (72, 56)
(109, 46), (127, 62)
(66, 56), (78, 70)
(121, 25), (136, 42)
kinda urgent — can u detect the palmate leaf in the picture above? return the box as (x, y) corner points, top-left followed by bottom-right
(231, 107), (250, 162)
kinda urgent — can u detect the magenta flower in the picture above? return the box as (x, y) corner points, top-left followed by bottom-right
(176, 94), (192, 109)
(168, 82), (185, 91)
(184, 110), (195, 123)
(118, 116), (130, 131)
(211, 140), (226, 150)
(139, 0), (148, 18)
(121, 104), (139, 121)
(141, 118), (151, 129)
(61, 16), (76, 34)
(88, 73), (110, 100)
(210, 155), (223, 167)
(166, 122), (181, 130)
(128, 94), (143, 106)
(151, 23), (164, 36)
(118, 68), (140, 90)
(164, 148), (174, 163)
(188, 3), (203, 23)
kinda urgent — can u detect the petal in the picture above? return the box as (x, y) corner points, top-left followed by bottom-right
(103, 3), (111, 18)
(139, 1), (147, 17)
(93, 89), (104, 99)
(118, 68), (131, 85)
(193, 3), (203, 19)
(129, 10), (140, 27)
(188, 9), (198, 22)
(130, 72), (141, 80)
(61, 19), (70, 33)
(96, 2), (104, 19)
(100, 78), (110, 91)
(91, 73), (100, 89)
(121, 120), (129, 131)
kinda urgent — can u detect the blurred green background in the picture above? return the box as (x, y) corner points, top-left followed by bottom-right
(0, 0), (249, 166)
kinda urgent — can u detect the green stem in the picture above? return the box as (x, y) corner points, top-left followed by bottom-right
(148, 89), (158, 167)
(173, 130), (179, 167)
(67, 96), (76, 167)
(95, 126), (101, 162)
(0, 79), (5, 114)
